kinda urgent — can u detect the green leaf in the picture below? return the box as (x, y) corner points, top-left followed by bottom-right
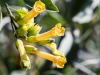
(19, 0), (25, 4)
(24, 0), (59, 12)
(39, 12), (66, 29)
(0, 3), (2, 31)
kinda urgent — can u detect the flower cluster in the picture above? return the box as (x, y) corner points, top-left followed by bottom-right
(15, 0), (67, 70)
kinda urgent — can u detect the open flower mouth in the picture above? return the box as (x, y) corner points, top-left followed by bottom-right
(55, 57), (67, 68)
(34, 1), (46, 13)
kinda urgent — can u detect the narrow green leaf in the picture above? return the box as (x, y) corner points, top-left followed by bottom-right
(0, 3), (2, 31)
(24, 0), (59, 12)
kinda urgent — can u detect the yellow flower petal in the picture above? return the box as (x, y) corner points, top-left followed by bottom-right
(33, 1), (46, 13)
(52, 23), (65, 36)
(54, 56), (66, 68)
(35, 23), (65, 41)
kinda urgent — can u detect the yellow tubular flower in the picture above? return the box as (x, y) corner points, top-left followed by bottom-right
(16, 39), (31, 69)
(35, 23), (65, 41)
(26, 23), (65, 43)
(46, 43), (65, 57)
(24, 45), (66, 68)
(35, 50), (66, 68)
(22, 1), (45, 23)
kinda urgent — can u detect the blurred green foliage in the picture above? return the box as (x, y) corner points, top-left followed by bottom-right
(0, 5), (2, 30)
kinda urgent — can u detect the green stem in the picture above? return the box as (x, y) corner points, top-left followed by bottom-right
(2, 0), (17, 34)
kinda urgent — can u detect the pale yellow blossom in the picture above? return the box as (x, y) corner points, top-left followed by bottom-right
(26, 23), (65, 43)
(33, 0), (46, 13)
(35, 51), (66, 68)
(35, 23), (65, 41)
(24, 45), (67, 68)
(22, 1), (45, 23)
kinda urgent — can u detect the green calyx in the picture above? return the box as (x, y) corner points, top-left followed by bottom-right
(15, 7), (29, 25)
(37, 38), (55, 45)
(26, 36), (36, 43)
(16, 21), (34, 37)
(24, 45), (37, 53)
(20, 56), (31, 70)
(27, 24), (42, 36)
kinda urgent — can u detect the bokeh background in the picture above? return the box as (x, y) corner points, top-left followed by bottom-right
(0, 0), (100, 75)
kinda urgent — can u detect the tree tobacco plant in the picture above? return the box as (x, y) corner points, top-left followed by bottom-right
(1, 0), (67, 70)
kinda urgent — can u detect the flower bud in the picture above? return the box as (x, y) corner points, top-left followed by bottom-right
(27, 24), (42, 36)
(16, 39), (31, 69)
